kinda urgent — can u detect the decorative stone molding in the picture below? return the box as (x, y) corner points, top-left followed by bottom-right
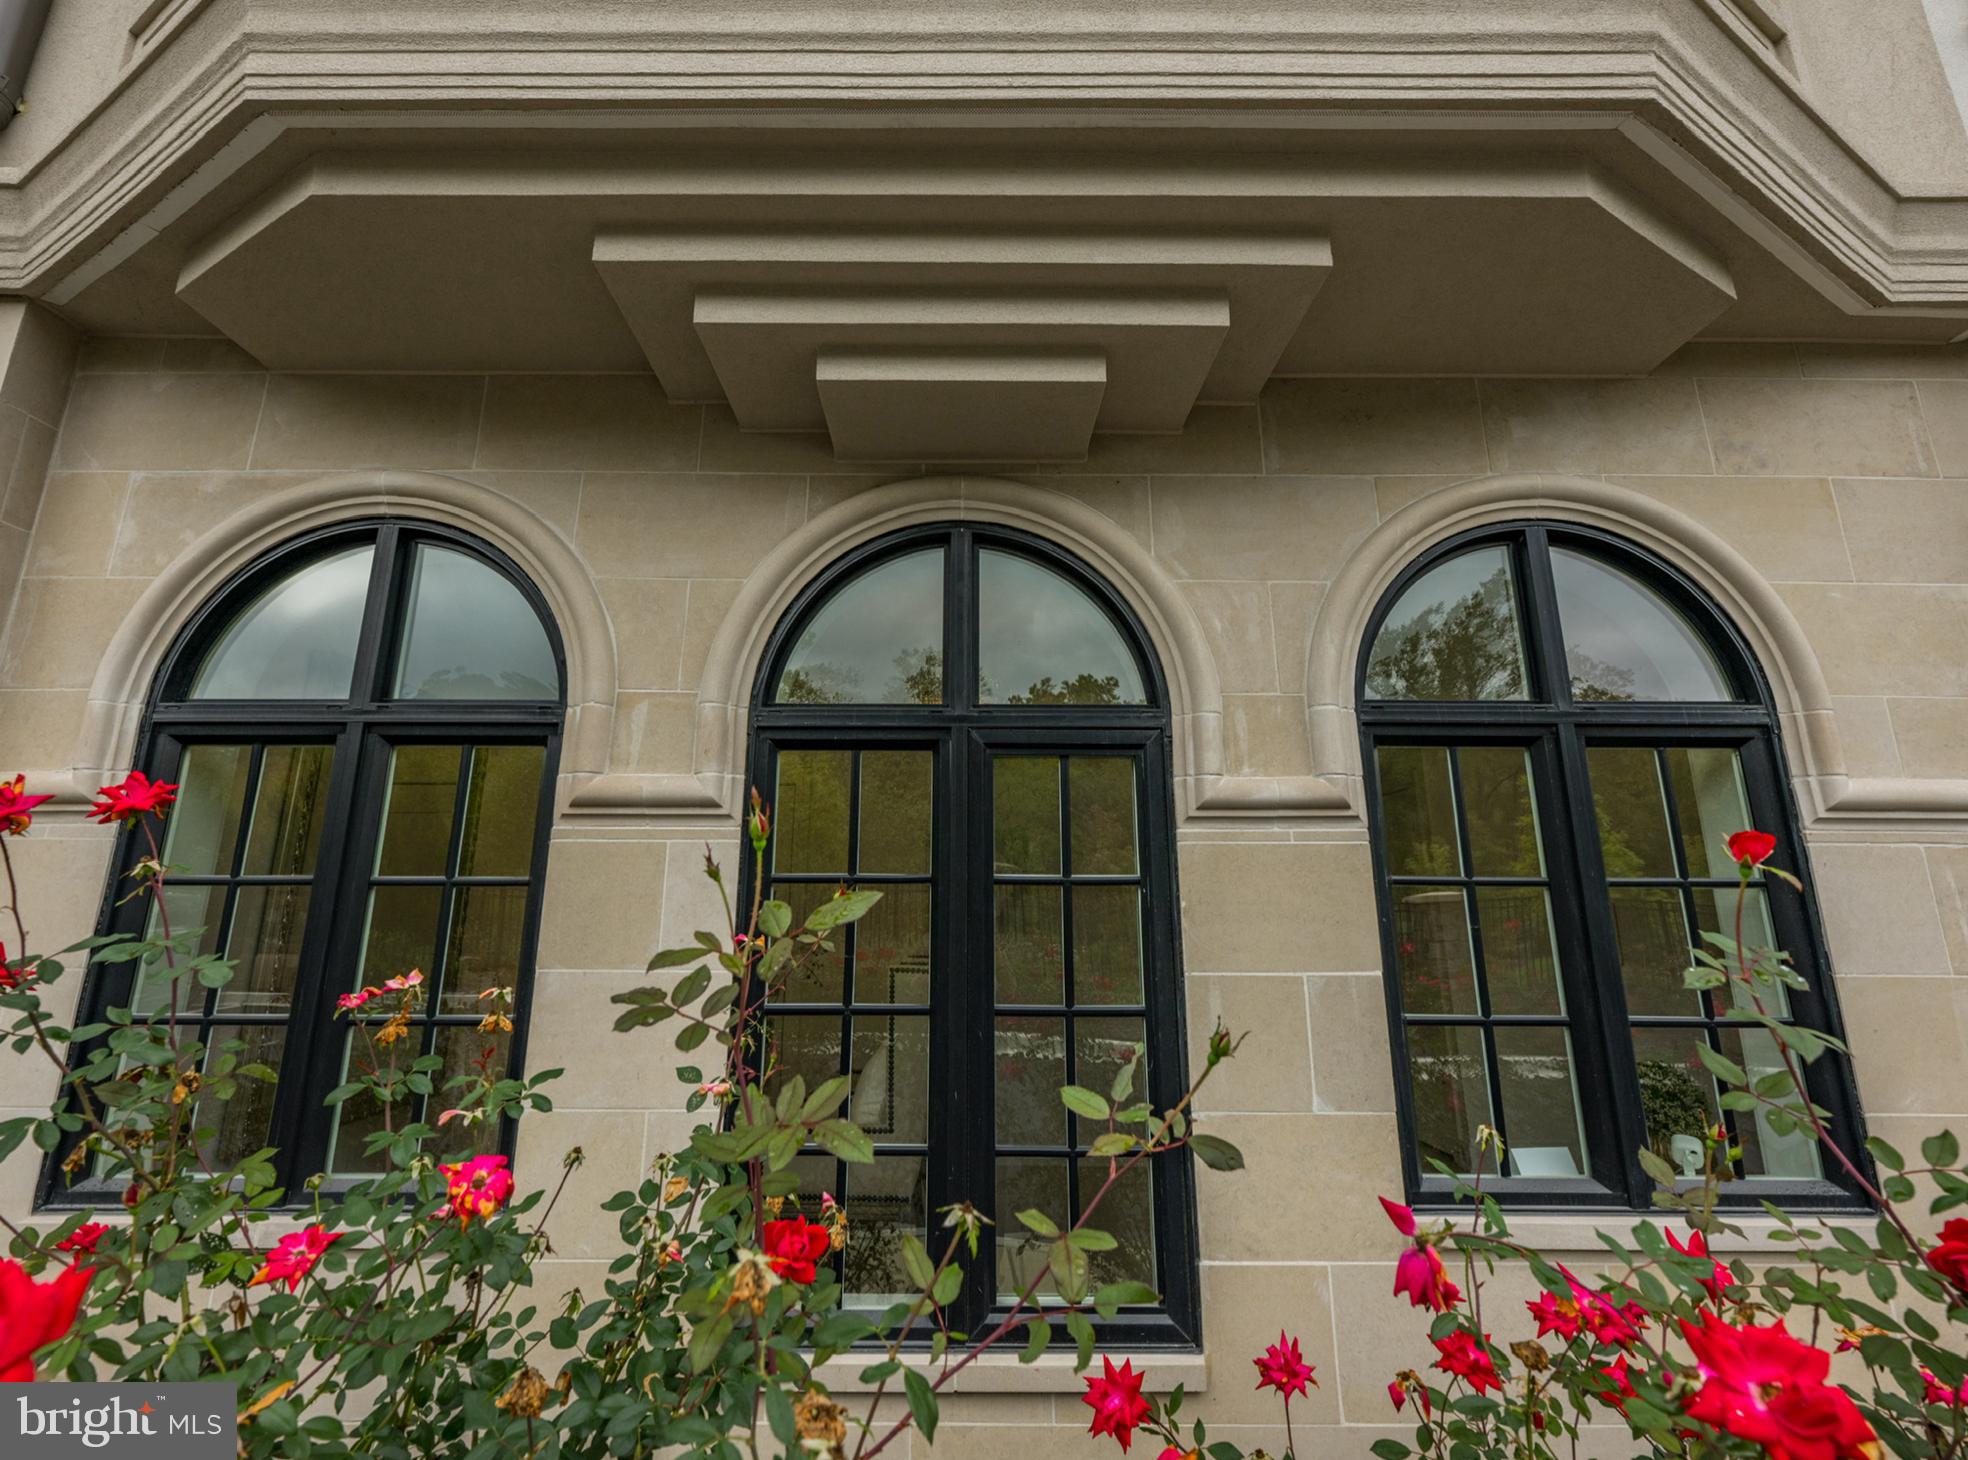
(562, 474), (1347, 826)
(43, 470), (619, 812)
(1301, 472), (1968, 831)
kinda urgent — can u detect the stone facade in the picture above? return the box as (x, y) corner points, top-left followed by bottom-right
(2, 333), (1965, 1454)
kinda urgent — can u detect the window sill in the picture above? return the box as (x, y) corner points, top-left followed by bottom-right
(812, 1349), (1208, 1395)
(1465, 1210), (1874, 1255)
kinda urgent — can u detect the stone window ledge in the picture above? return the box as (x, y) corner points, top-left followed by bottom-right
(1480, 1211), (1874, 1255)
(813, 1350), (1208, 1395)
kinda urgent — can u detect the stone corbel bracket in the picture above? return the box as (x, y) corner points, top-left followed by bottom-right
(593, 227), (1332, 461)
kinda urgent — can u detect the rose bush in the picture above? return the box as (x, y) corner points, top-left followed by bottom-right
(1082, 833), (1968, 1460)
(0, 774), (1248, 1459)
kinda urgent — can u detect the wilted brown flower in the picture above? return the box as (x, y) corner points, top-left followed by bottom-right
(795, 1389), (847, 1448)
(663, 1176), (689, 1204)
(1510, 1340), (1551, 1373)
(495, 1366), (553, 1419)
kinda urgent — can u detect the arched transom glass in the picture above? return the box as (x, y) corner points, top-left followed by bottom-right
(748, 524), (1196, 1345)
(50, 523), (563, 1209)
(1359, 524), (1864, 1213)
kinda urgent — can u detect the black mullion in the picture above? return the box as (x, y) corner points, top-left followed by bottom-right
(346, 522), (402, 706)
(1519, 524), (1571, 708)
(1056, 757), (1083, 1230)
(835, 751), (862, 1240)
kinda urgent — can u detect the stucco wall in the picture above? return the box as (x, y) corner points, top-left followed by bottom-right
(1, 338), (1966, 1456)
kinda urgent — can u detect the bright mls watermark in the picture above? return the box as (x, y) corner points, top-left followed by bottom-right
(4, 1383), (236, 1458)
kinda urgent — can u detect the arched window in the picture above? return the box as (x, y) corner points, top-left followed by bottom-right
(750, 524), (1196, 1345)
(45, 521), (563, 1205)
(1360, 523), (1864, 1210)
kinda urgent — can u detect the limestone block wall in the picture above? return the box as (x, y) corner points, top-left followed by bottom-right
(0, 337), (1965, 1456)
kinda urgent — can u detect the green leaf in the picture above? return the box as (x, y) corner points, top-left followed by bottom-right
(1094, 1280), (1159, 1318)
(1922, 1130), (1961, 1169)
(765, 1384), (797, 1447)
(1064, 1308), (1096, 1372)
(1637, 1147), (1681, 1187)
(802, 1075), (851, 1122)
(1189, 1133), (1244, 1171)
(647, 946), (707, 972)
(1020, 1317), (1052, 1364)
(1865, 1136), (1905, 1171)
(672, 966), (713, 1008)
(1087, 1132), (1136, 1157)
(1110, 1047), (1141, 1105)
(1066, 1227), (1118, 1252)
(902, 1367), (938, 1444)
(1693, 1041), (1747, 1086)
(1370, 1442), (1411, 1460)
(932, 1263), (963, 1307)
(759, 901), (793, 939)
(902, 1234), (937, 1291)
(813, 1119), (875, 1165)
(1017, 1208), (1060, 1238)
(806, 889), (883, 931)
(1048, 1238), (1089, 1304)
(1060, 1086), (1111, 1121)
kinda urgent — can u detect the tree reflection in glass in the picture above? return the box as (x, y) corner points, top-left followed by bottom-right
(1365, 547), (1530, 701)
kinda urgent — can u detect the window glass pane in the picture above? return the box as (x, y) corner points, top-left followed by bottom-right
(842, 1156), (927, 1302)
(1460, 747), (1543, 878)
(996, 1017), (1066, 1146)
(194, 1025), (287, 1169)
(214, 884), (311, 1015)
(1364, 546), (1528, 701)
(995, 886), (1064, 1004)
(1607, 887), (1699, 1017)
(432, 1024), (512, 1161)
(854, 885), (930, 1005)
(849, 1015), (928, 1141)
(191, 545), (373, 700)
(1074, 1017), (1146, 1145)
(1718, 1027), (1822, 1180)
(242, 744), (335, 876)
(1069, 757), (1138, 876)
(774, 548), (944, 705)
(159, 744), (252, 876)
(1476, 888), (1563, 1015)
(1072, 887), (1143, 1005)
(1631, 1028), (1721, 1179)
(1406, 1024), (1492, 1175)
(391, 544), (558, 701)
(993, 757), (1061, 875)
(1665, 747), (1755, 879)
(776, 884), (845, 1002)
(1550, 547), (1733, 702)
(857, 751), (932, 874)
(773, 750), (851, 875)
(446, 885), (530, 1006)
(375, 745), (463, 877)
(1076, 1154), (1156, 1288)
(458, 745), (545, 878)
(1495, 1027), (1586, 1177)
(1589, 747), (1676, 878)
(135, 887), (224, 1014)
(978, 549), (1146, 706)
(766, 1016), (842, 1107)
(1392, 887), (1478, 1014)
(997, 1158), (1068, 1299)
(357, 886), (442, 995)
(1376, 746), (1460, 876)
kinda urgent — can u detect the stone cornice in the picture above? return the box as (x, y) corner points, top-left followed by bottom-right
(0, 3), (1965, 328)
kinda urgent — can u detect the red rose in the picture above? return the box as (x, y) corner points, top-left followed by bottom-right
(0, 775), (53, 836)
(1679, 1311), (1875, 1460)
(1082, 1356), (1151, 1451)
(1253, 1330), (1316, 1400)
(1393, 1242), (1462, 1313)
(53, 1223), (108, 1259)
(1926, 1217), (1968, 1298)
(1431, 1330), (1501, 1395)
(0, 1257), (93, 1380)
(251, 1226), (343, 1292)
(760, 1217), (831, 1285)
(1593, 1354), (1637, 1414)
(86, 771), (178, 827)
(1726, 829), (1777, 869)
(1667, 1227), (1736, 1304)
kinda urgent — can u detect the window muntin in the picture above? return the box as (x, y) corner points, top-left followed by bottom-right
(750, 525), (1195, 1346)
(52, 523), (561, 1207)
(1360, 524), (1861, 1210)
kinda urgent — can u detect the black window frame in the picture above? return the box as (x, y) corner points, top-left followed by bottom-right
(1358, 521), (1870, 1213)
(39, 518), (565, 1210)
(745, 523), (1201, 1349)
